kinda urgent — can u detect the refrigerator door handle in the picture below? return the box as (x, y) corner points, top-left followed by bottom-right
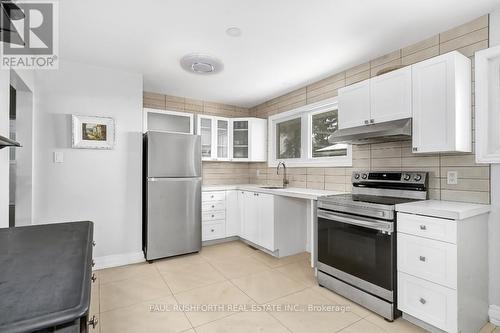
(148, 177), (202, 182)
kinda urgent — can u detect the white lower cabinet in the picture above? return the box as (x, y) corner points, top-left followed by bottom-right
(225, 190), (240, 237)
(240, 191), (275, 251)
(201, 191), (226, 242)
(396, 212), (488, 333)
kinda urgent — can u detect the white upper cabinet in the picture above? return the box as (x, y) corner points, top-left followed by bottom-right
(143, 108), (193, 134)
(232, 118), (267, 162)
(197, 116), (267, 162)
(474, 45), (500, 163)
(412, 51), (471, 153)
(370, 66), (412, 123)
(338, 80), (370, 129)
(198, 115), (215, 160)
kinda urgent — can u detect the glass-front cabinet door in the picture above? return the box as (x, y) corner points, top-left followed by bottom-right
(216, 119), (229, 160)
(199, 116), (213, 159)
(232, 120), (249, 159)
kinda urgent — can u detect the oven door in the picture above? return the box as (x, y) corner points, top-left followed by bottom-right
(317, 209), (395, 301)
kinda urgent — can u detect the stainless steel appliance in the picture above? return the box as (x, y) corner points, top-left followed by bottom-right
(316, 171), (428, 321)
(143, 131), (202, 262)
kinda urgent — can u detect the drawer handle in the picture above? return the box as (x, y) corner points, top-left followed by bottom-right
(211, 205), (215, 208)
(211, 214), (215, 218)
(419, 256), (426, 262)
(91, 273), (97, 283)
(211, 229), (215, 232)
(92, 241), (96, 247)
(364, 120), (369, 125)
(370, 119), (375, 124)
(419, 225), (427, 230)
(92, 260), (95, 267)
(88, 315), (98, 329)
(211, 195), (214, 198)
(419, 297), (426, 305)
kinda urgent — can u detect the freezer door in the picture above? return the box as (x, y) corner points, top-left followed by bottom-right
(146, 131), (201, 178)
(146, 177), (201, 260)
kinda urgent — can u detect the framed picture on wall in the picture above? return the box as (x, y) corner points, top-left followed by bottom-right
(72, 115), (115, 149)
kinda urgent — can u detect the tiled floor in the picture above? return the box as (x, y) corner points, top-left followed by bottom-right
(91, 241), (496, 333)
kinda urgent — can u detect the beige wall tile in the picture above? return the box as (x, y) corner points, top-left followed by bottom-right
(440, 166), (489, 179)
(346, 62), (370, 77)
(370, 58), (403, 77)
(402, 45), (440, 65)
(441, 189), (489, 204)
(346, 70), (370, 85)
(370, 50), (401, 68)
(440, 15), (488, 43)
(439, 28), (488, 54)
(440, 178), (489, 192)
(402, 35), (440, 56)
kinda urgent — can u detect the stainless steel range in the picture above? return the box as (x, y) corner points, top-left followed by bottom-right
(316, 171), (428, 321)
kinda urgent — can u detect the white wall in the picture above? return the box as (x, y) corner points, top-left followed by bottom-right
(33, 61), (143, 262)
(0, 70), (9, 228)
(489, 8), (500, 320)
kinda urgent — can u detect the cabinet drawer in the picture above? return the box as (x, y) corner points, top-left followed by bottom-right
(202, 210), (226, 222)
(203, 191), (226, 202)
(202, 221), (225, 241)
(202, 201), (226, 212)
(398, 213), (457, 243)
(398, 272), (457, 332)
(398, 233), (457, 289)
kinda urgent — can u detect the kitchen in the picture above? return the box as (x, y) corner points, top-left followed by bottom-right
(1, 1), (500, 333)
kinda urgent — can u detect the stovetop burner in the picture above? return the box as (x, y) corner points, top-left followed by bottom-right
(325, 193), (422, 206)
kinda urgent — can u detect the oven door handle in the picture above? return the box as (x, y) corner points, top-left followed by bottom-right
(317, 211), (393, 233)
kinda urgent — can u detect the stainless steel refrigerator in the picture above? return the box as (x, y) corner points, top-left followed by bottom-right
(143, 131), (202, 261)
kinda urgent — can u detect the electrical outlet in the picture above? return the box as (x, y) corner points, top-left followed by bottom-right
(256, 170), (260, 177)
(447, 171), (458, 185)
(53, 151), (64, 163)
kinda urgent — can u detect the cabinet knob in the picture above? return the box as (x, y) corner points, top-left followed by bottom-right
(211, 229), (214, 232)
(419, 298), (426, 305)
(91, 273), (97, 283)
(211, 205), (215, 208)
(370, 119), (375, 124)
(88, 315), (98, 329)
(419, 256), (426, 262)
(92, 241), (96, 247)
(419, 225), (427, 230)
(92, 260), (95, 267)
(211, 195), (214, 198)
(211, 215), (214, 218)
(412, 147), (418, 152)
(364, 120), (369, 125)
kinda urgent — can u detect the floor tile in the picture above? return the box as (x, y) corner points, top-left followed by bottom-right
(160, 262), (226, 294)
(155, 252), (208, 272)
(200, 241), (258, 261)
(90, 279), (99, 316)
(310, 285), (373, 318)
(267, 288), (361, 333)
(100, 296), (191, 333)
(208, 255), (270, 279)
(479, 323), (497, 333)
(98, 262), (157, 284)
(492, 326), (500, 333)
(232, 270), (307, 304)
(195, 311), (289, 333)
(174, 280), (254, 327)
(100, 271), (172, 312)
(364, 313), (427, 333)
(274, 260), (317, 287)
(252, 251), (310, 268)
(338, 319), (386, 333)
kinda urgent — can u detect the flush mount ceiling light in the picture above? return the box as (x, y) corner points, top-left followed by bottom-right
(180, 54), (223, 75)
(225, 26), (242, 37)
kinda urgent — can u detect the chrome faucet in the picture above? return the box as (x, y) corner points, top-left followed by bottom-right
(277, 162), (289, 188)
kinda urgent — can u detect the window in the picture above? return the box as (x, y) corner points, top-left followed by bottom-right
(311, 110), (347, 158)
(276, 117), (301, 159)
(268, 97), (352, 167)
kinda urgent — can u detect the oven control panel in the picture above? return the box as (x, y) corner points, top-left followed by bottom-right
(352, 171), (427, 185)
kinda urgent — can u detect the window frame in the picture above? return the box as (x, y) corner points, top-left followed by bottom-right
(268, 97), (352, 167)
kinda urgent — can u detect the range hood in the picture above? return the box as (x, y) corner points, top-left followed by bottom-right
(0, 134), (20, 149)
(328, 118), (412, 145)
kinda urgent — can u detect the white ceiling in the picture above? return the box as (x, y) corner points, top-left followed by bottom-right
(59, 0), (499, 107)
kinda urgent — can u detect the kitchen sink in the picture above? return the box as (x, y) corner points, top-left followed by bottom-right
(260, 186), (285, 189)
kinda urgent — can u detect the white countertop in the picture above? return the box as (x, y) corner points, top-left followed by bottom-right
(202, 184), (344, 200)
(396, 200), (491, 220)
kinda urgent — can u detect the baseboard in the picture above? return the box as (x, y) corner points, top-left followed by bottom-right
(490, 304), (500, 326)
(93, 251), (145, 270)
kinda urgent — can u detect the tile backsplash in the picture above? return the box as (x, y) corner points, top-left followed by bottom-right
(144, 14), (490, 204)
